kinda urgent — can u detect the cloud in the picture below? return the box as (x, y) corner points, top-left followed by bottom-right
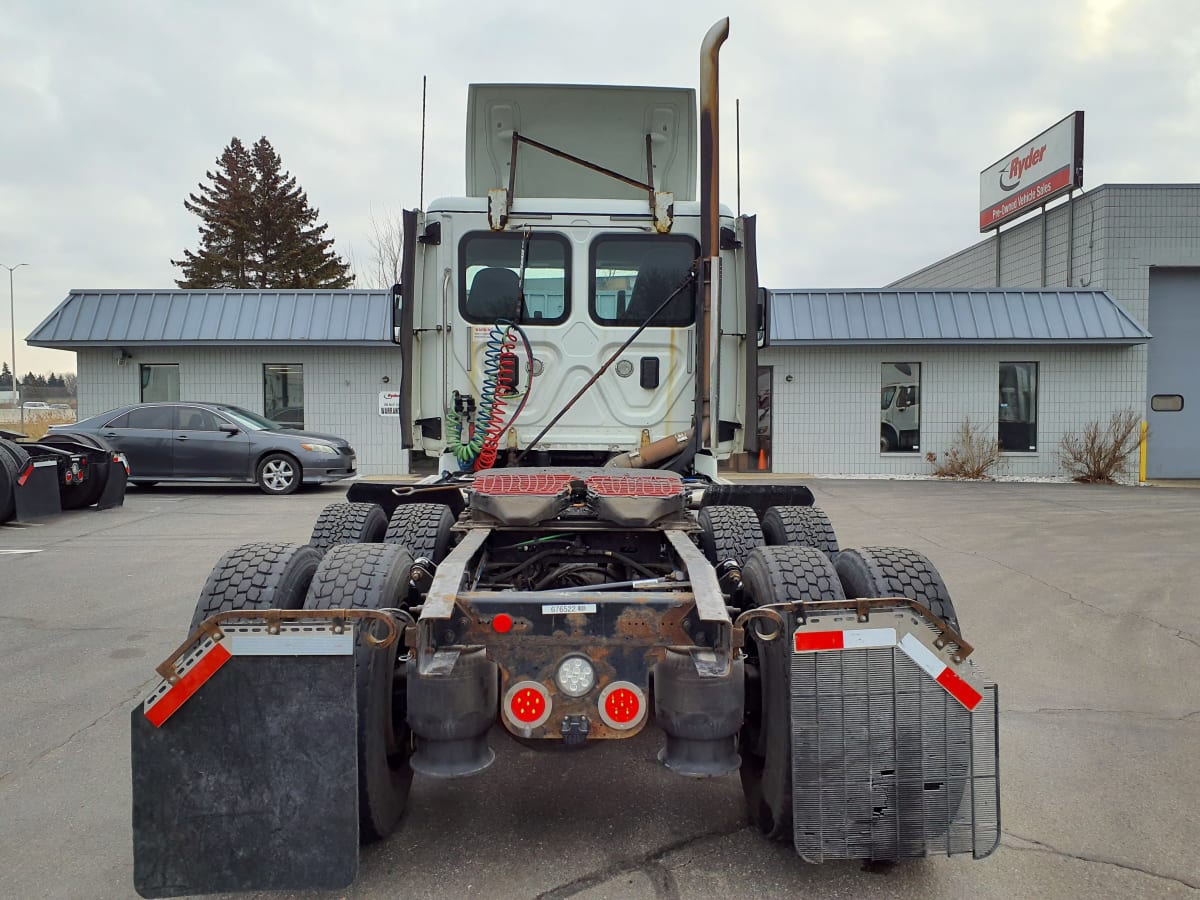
(2, 0), (1197, 374)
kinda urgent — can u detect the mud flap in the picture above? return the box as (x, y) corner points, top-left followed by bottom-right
(131, 653), (359, 898)
(12, 459), (62, 520)
(789, 609), (1000, 860)
(96, 452), (128, 510)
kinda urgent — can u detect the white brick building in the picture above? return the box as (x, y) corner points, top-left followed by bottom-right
(28, 291), (411, 476)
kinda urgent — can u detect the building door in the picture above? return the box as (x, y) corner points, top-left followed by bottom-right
(1146, 268), (1200, 478)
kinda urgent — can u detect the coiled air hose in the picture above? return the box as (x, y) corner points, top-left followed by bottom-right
(447, 319), (533, 471)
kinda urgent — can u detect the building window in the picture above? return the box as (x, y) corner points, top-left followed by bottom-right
(140, 364), (179, 402)
(264, 364), (304, 427)
(881, 362), (920, 452)
(459, 231), (570, 324)
(999, 362), (1038, 451)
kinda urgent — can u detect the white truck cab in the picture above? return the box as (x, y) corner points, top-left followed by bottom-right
(394, 84), (760, 473)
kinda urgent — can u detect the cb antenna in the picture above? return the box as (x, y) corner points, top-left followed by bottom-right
(419, 75), (427, 210)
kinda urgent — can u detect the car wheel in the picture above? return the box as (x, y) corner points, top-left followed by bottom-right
(256, 453), (300, 495)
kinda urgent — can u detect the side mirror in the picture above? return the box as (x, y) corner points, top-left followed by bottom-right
(219, 423), (240, 435)
(756, 287), (769, 349)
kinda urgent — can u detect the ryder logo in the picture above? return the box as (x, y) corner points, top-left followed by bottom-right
(998, 144), (1047, 192)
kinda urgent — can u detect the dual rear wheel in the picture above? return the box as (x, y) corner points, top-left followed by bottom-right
(189, 538), (419, 843)
(737, 541), (962, 844)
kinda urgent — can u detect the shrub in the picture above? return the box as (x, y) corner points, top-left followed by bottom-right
(925, 419), (1002, 479)
(1059, 408), (1142, 483)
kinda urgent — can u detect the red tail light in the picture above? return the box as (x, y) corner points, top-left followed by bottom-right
(504, 680), (551, 729)
(598, 681), (646, 730)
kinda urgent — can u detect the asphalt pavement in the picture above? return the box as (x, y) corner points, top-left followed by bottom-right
(0, 478), (1196, 899)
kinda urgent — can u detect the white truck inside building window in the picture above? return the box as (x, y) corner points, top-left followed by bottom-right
(881, 362), (920, 453)
(998, 362), (1037, 452)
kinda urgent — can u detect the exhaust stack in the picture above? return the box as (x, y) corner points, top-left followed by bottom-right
(697, 17), (729, 452)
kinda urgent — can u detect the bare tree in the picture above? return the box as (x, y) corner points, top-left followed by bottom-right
(364, 210), (405, 289)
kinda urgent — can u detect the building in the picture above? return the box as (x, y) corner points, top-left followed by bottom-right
(889, 183), (1198, 479)
(757, 286), (1149, 477)
(27, 289), (411, 476)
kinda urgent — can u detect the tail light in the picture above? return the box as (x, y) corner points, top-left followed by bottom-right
(597, 681), (646, 730)
(504, 680), (551, 729)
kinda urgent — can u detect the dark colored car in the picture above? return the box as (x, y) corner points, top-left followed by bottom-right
(49, 402), (356, 494)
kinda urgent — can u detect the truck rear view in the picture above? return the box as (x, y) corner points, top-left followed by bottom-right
(128, 18), (999, 897)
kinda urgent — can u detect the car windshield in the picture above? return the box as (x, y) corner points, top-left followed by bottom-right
(217, 406), (285, 432)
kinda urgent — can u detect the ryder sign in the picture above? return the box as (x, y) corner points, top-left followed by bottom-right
(979, 112), (1084, 231)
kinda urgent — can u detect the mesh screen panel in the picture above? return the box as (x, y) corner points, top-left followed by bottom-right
(790, 645), (999, 860)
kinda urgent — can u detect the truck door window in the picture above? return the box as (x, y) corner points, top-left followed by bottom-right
(459, 231), (569, 324)
(590, 235), (697, 326)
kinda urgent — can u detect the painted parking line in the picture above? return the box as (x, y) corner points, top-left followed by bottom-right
(0, 549), (44, 554)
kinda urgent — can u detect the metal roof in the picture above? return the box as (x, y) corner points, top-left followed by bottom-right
(767, 289), (1151, 346)
(27, 290), (392, 347)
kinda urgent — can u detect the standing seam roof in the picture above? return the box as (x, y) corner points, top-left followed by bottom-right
(765, 289), (1150, 344)
(26, 290), (394, 346)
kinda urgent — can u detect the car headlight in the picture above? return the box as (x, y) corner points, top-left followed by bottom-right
(299, 442), (339, 455)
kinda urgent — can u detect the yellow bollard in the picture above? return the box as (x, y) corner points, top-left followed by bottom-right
(1139, 420), (1148, 483)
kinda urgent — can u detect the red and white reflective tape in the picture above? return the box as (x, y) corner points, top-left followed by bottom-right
(793, 627), (896, 652)
(793, 624), (983, 711)
(897, 632), (983, 711)
(142, 625), (354, 728)
(143, 638), (232, 728)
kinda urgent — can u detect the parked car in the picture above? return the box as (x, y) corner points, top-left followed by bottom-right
(49, 402), (356, 494)
(22, 401), (51, 410)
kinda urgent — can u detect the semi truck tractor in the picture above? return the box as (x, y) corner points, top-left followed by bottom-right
(130, 19), (999, 897)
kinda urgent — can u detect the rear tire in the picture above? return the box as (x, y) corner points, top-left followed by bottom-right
(189, 542), (320, 633)
(384, 503), (455, 563)
(309, 502), (388, 556)
(304, 543), (415, 843)
(697, 505), (764, 567)
(835, 546), (960, 632)
(0, 444), (16, 523)
(761, 505), (839, 554)
(739, 545), (845, 840)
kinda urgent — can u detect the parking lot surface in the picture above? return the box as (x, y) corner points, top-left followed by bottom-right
(0, 479), (1197, 899)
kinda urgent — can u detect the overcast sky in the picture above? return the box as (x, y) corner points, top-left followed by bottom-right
(2, 0), (1197, 374)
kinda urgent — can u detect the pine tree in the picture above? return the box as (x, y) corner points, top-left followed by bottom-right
(173, 138), (256, 288)
(172, 137), (353, 289)
(0, 362), (11, 390)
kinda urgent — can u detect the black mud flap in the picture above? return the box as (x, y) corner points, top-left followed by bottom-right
(13, 459), (63, 520)
(131, 654), (359, 898)
(96, 452), (128, 510)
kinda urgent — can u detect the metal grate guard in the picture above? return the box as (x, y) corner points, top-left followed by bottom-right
(790, 641), (1000, 861)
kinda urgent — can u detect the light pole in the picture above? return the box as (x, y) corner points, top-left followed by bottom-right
(2, 262), (29, 427)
